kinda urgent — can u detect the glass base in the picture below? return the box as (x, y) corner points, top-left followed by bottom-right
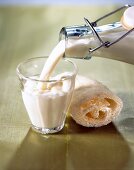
(31, 124), (64, 134)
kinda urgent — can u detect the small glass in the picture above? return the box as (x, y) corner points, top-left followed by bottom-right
(16, 57), (77, 134)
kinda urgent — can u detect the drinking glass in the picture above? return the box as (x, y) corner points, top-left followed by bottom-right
(16, 57), (77, 134)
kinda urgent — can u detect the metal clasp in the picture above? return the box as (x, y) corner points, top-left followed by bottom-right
(84, 4), (134, 54)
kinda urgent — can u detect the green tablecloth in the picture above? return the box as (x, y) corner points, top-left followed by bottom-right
(0, 5), (134, 170)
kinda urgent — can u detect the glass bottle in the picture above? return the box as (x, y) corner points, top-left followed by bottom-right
(59, 5), (134, 64)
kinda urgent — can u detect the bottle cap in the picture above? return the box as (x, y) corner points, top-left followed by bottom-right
(121, 6), (134, 30)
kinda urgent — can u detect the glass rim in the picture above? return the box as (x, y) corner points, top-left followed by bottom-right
(16, 56), (78, 82)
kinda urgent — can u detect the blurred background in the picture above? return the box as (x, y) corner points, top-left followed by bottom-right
(0, 0), (133, 5)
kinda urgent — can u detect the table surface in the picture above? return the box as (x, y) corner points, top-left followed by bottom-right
(0, 5), (134, 170)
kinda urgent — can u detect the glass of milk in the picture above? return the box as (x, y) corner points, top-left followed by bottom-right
(16, 57), (77, 134)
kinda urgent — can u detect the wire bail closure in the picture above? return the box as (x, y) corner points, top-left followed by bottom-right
(84, 4), (134, 54)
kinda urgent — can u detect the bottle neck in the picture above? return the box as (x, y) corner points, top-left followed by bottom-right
(60, 22), (134, 65)
(59, 22), (122, 39)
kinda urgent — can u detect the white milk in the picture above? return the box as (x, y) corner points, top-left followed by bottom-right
(22, 40), (74, 130)
(39, 40), (65, 81)
(22, 80), (72, 129)
(22, 40), (70, 130)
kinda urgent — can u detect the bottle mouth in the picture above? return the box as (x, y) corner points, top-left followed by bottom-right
(59, 25), (90, 40)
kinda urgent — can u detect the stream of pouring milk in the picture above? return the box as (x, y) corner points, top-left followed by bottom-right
(39, 40), (65, 81)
